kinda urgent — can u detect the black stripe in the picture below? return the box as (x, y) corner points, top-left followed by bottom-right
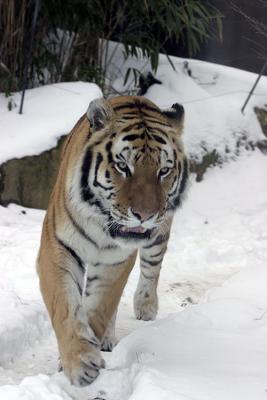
(80, 148), (111, 216)
(140, 257), (163, 266)
(117, 115), (139, 121)
(113, 102), (138, 112)
(179, 158), (189, 196)
(148, 127), (169, 137)
(106, 141), (112, 152)
(122, 134), (141, 142)
(64, 201), (99, 248)
(135, 153), (142, 162)
(56, 236), (84, 271)
(171, 159), (189, 209)
(145, 118), (171, 128)
(87, 275), (99, 283)
(113, 101), (161, 116)
(81, 148), (94, 202)
(168, 174), (178, 197)
(151, 134), (167, 144)
(93, 153), (113, 190)
(82, 337), (100, 348)
(141, 271), (156, 281)
(92, 259), (126, 267)
(85, 276), (99, 296)
(168, 159), (181, 197)
(91, 198), (110, 216)
(150, 248), (166, 258)
(106, 141), (113, 164)
(141, 103), (162, 115)
(107, 192), (115, 200)
(93, 152), (103, 187)
(143, 234), (169, 249)
(121, 122), (145, 133)
(157, 148), (168, 157)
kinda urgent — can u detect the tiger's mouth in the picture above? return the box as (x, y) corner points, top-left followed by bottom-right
(109, 223), (154, 240)
(121, 226), (146, 234)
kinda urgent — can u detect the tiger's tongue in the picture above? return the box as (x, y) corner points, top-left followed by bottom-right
(121, 226), (145, 233)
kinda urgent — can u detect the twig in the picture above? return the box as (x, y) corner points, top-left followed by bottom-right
(241, 60), (267, 114)
(19, 0), (40, 114)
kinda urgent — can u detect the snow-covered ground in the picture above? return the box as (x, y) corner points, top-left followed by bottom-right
(0, 150), (267, 399)
(1, 51), (267, 398)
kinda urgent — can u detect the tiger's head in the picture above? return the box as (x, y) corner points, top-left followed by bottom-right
(77, 96), (188, 245)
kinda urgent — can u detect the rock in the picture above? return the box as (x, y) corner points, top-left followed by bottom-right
(190, 150), (220, 182)
(0, 136), (66, 210)
(255, 106), (267, 138)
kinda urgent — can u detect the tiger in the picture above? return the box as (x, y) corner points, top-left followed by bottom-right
(37, 95), (189, 387)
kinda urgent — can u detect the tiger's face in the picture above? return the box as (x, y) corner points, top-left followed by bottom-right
(79, 96), (188, 245)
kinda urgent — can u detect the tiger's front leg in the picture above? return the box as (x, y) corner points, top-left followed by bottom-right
(134, 233), (169, 321)
(38, 252), (105, 386)
(38, 244), (137, 386)
(101, 309), (118, 352)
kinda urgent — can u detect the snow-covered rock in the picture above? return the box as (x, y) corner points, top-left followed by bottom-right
(0, 82), (102, 165)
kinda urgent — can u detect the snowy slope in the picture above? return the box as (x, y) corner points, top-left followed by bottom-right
(145, 60), (267, 161)
(0, 82), (102, 164)
(0, 151), (267, 399)
(109, 44), (267, 161)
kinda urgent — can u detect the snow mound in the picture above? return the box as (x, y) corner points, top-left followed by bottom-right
(0, 151), (267, 399)
(0, 82), (102, 164)
(1, 265), (267, 400)
(0, 205), (48, 365)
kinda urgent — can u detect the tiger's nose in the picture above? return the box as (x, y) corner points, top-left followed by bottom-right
(129, 208), (158, 223)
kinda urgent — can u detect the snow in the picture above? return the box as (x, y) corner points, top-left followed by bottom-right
(109, 43), (267, 161)
(1, 48), (267, 399)
(0, 82), (102, 164)
(145, 61), (266, 161)
(0, 150), (267, 399)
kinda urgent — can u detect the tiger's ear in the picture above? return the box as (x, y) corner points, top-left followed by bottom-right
(162, 103), (184, 131)
(86, 98), (113, 132)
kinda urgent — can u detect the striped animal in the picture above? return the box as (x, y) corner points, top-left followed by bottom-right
(37, 96), (189, 386)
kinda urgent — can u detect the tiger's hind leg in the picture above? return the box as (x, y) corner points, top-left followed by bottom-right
(134, 233), (169, 321)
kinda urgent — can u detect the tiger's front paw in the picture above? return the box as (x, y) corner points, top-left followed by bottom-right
(101, 335), (117, 352)
(134, 290), (158, 321)
(61, 333), (105, 387)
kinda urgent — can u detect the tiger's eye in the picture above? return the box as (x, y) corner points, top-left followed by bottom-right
(117, 161), (127, 171)
(160, 167), (169, 175)
(159, 167), (171, 178)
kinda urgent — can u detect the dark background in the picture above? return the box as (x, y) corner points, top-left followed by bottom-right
(167, 0), (267, 74)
